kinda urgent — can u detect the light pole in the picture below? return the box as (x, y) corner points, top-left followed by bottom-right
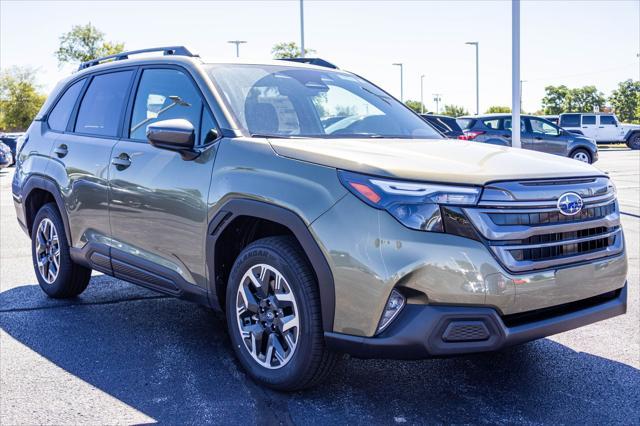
(299, 0), (305, 58)
(392, 63), (404, 102)
(227, 40), (247, 58)
(433, 93), (442, 114)
(420, 74), (425, 114)
(519, 80), (526, 112)
(512, 0), (521, 148)
(465, 41), (479, 115)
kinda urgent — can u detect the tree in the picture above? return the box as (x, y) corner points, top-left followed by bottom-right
(0, 67), (46, 131)
(485, 105), (511, 113)
(542, 85), (606, 114)
(567, 86), (605, 113)
(542, 85), (570, 115)
(442, 104), (468, 117)
(609, 79), (640, 123)
(271, 42), (315, 59)
(54, 23), (124, 66)
(404, 100), (426, 113)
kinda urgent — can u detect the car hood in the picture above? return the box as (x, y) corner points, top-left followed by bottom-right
(268, 138), (605, 185)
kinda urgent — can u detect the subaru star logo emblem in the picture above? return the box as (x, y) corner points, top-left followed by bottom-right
(557, 192), (584, 216)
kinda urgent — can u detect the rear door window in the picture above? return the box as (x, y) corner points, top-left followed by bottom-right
(560, 114), (581, 127)
(582, 115), (596, 125)
(74, 71), (134, 137)
(47, 79), (85, 131)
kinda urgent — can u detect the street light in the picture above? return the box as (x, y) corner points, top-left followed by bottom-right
(420, 75), (425, 114)
(512, 0), (521, 148)
(465, 41), (479, 115)
(392, 63), (404, 102)
(227, 40), (247, 58)
(433, 93), (442, 114)
(300, 0), (305, 58)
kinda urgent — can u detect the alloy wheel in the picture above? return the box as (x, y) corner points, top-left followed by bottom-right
(573, 151), (590, 163)
(235, 263), (299, 369)
(35, 218), (60, 284)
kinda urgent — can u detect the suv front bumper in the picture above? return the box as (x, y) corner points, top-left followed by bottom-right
(325, 283), (626, 359)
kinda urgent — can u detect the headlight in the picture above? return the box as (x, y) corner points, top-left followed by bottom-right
(338, 170), (481, 232)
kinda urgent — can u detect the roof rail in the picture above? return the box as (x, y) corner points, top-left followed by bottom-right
(78, 46), (197, 71)
(277, 57), (339, 69)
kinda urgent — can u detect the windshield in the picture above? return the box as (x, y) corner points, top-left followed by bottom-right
(206, 64), (441, 139)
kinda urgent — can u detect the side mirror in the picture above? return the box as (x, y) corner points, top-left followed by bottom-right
(146, 119), (199, 160)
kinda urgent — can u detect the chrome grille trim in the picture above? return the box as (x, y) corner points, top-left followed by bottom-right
(466, 177), (623, 272)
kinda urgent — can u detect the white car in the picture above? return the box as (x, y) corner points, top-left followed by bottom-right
(559, 113), (640, 149)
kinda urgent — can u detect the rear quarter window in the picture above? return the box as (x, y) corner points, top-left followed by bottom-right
(47, 79), (85, 131)
(482, 118), (501, 129)
(456, 118), (475, 130)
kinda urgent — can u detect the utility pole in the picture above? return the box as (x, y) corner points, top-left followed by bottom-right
(227, 40), (247, 58)
(299, 0), (305, 58)
(420, 75), (425, 114)
(392, 63), (404, 102)
(433, 94), (442, 114)
(512, 0), (521, 148)
(465, 41), (479, 115)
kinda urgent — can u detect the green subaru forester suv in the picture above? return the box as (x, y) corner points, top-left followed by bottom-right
(13, 47), (627, 390)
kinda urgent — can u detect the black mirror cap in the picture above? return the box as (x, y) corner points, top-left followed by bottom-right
(147, 118), (195, 149)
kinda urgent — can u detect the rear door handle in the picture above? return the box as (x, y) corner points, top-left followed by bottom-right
(53, 144), (68, 158)
(111, 153), (131, 170)
(501, 134), (511, 138)
(534, 137), (543, 140)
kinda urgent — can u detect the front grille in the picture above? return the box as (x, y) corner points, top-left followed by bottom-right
(488, 202), (615, 226)
(463, 177), (623, 273)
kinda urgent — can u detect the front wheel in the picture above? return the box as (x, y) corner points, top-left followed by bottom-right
(226, 236), (337, 391)
(627, 133), (640, 150)
(571, 149), (592, 164)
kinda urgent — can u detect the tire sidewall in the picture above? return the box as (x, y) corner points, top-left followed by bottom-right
(628, 134), (640, 150)
(31, 204), (73, 296)
(226, 242), (316, 388)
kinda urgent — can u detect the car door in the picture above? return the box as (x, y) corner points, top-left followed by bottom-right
(46, 70), (135, 271)
(581, 114), (597, 138)
(502, 117), (526, 148)
(526, 117), (566, 156)
(597, 115), (622, 141)
(108, 66), (219, 291)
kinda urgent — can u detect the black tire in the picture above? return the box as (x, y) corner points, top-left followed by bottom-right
(570, 148), (592, 164)
(627, 133), (640, 150)
(226, 236), (338, 391)
(31, 203), (91, 298)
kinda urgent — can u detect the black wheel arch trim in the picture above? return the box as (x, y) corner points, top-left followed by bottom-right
(206, 198), (336, 332)
(624, 129), (640, 141)
(20, 175), (72, 246)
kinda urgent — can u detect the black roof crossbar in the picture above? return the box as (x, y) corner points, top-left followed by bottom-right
(78, 46), (197, 71)
(278, 57), (339, 69)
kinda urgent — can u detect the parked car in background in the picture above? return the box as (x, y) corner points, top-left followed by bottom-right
(559, 113), (640, 149)
(541, 115), (559, 126)
(0, 132), (23, 166)
(420, 114), (464, 138)
(458, 114), (598, 163)
(0, 142), (14, 168)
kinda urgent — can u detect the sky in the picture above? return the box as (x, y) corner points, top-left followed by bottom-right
(1, 0), (639, 114)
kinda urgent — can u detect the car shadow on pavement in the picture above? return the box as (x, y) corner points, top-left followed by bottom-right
(1, 281), (639, 424)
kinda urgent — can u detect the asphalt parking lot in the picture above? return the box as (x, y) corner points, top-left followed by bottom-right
(1, 149), (638, 425)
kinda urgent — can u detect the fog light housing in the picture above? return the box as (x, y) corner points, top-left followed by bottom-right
(376, 289), (406, 334)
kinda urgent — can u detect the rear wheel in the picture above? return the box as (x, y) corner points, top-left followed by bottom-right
(627, 133), (640, 150)
(571, 149), (591, 163)
(31, 203), (91, 298)
(226, 236), (338, 391)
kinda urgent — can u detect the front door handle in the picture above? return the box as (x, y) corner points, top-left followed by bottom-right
(501, 134), (511, 138)
(111, 153), (131, 170)
(534, 136), (543, 140)
(53, 144), (68, 158)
